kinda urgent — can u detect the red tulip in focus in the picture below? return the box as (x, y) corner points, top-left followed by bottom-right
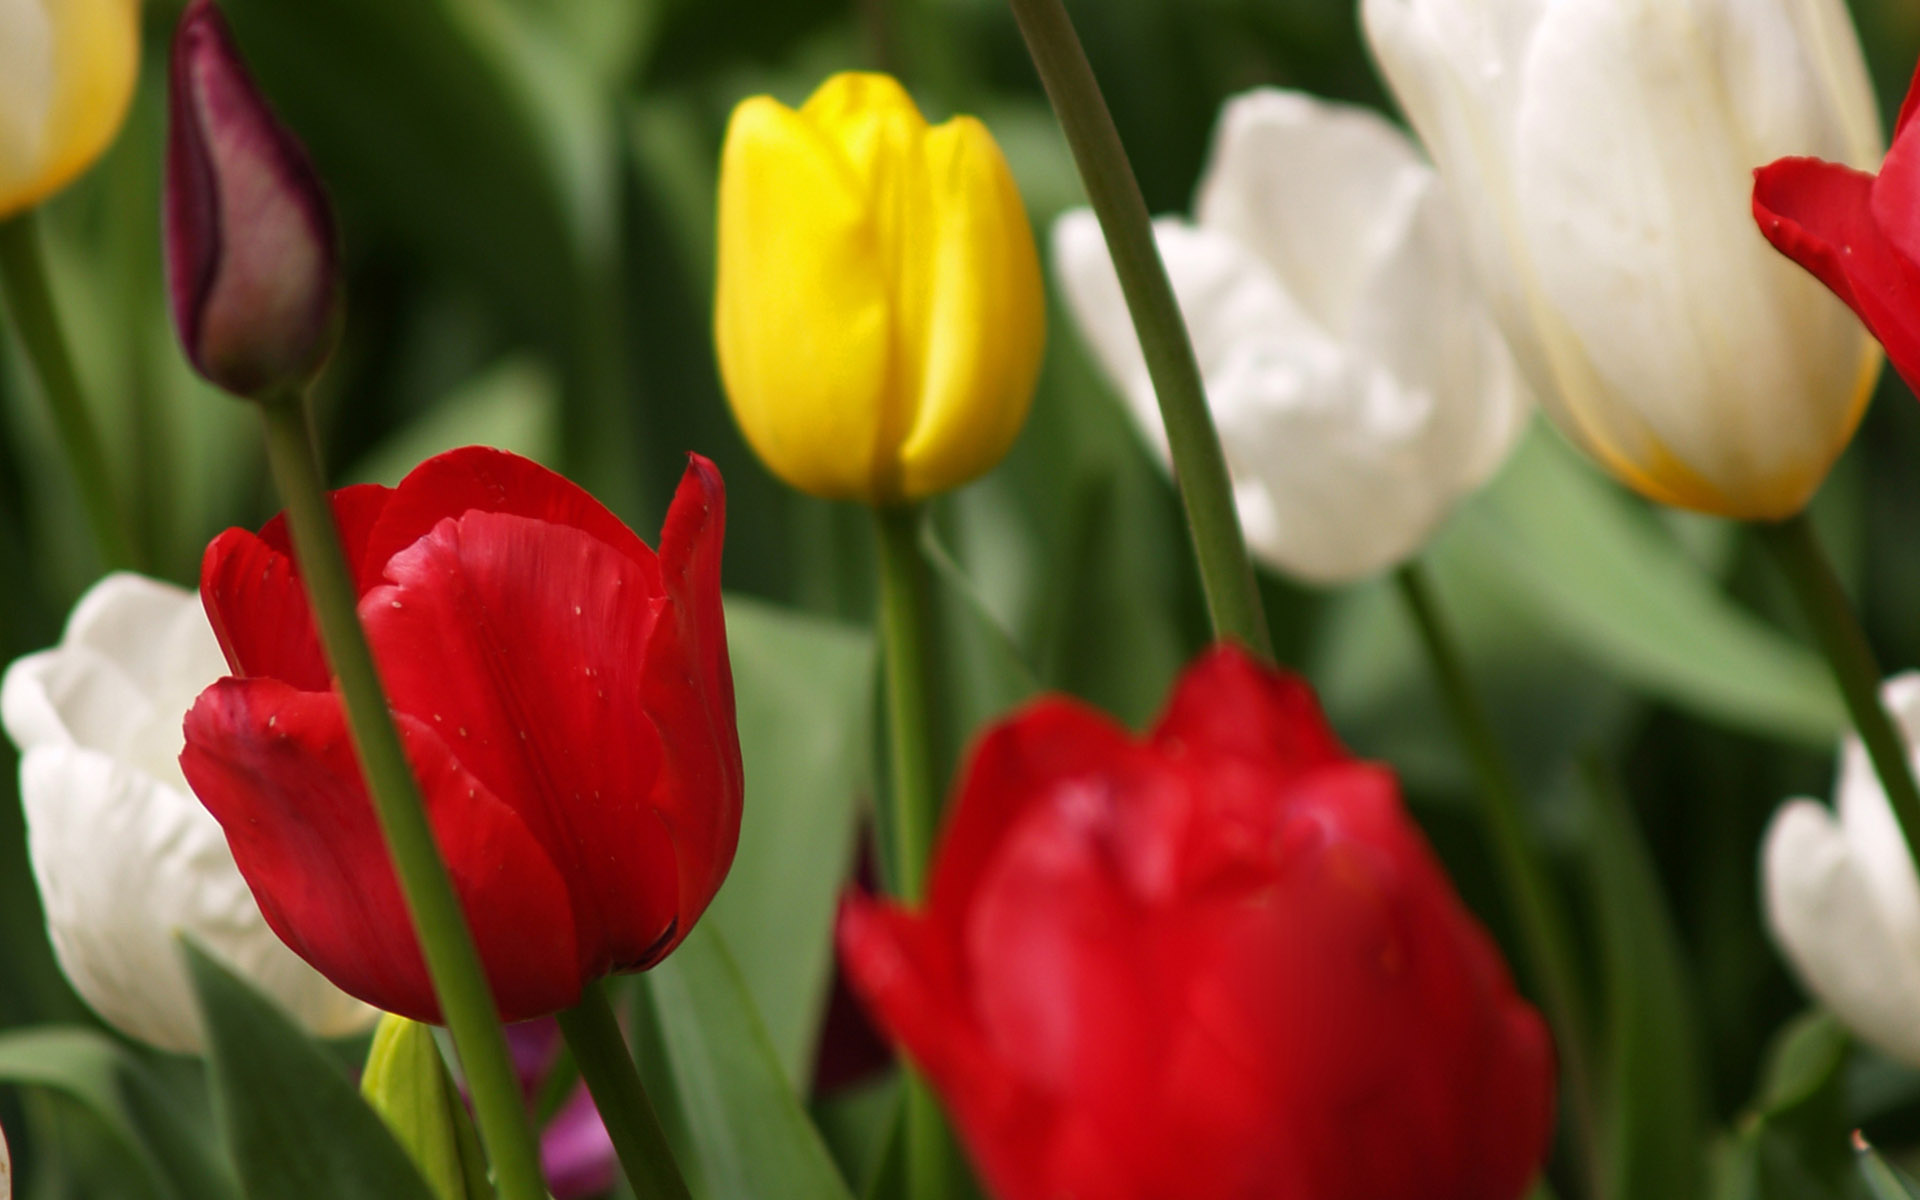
(180, 447), (741, 1024)
(838, 647), (1554, 1200)
(1754, 62), (1920, 392)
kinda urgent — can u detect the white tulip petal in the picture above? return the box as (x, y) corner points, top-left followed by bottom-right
(1194, 90), (1429, 338)
(2, 573), (375, 1053)
(0, 0), (55, 183)
(1764, 799), (1920, 1067)
(1829, 674), (1920, 960)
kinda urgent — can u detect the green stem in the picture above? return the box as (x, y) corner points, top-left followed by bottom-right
(1004, 0), (1270, 660)
(0, 213), (140, 570)
(1395, 562), (1598, 1197)
(870, 503), (950, 1200)
(256, 398), (547, 1200)
(1757, 512), (1920, 882)
(556, 983), (691, 1200)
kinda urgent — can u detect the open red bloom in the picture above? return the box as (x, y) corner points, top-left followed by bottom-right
(838, 647), (1554, 1200)
(1754, 63), (1920, 391)
(181, 447), (740, 1023)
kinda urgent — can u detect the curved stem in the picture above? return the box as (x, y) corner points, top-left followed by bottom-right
(1003, 0), (1270, 660)
(1396, 562), (1598, 1196)
(257, 398), (548, 1200)
(0, 214), (140, 570)
(1757, 513), (1920, 880)
(556, 982), (692, 1200)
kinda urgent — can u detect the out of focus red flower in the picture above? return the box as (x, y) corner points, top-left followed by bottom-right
(838, 646), (1554, 1200)
(1754, 61), (1920, 392)
(181, 446), (741, 1023)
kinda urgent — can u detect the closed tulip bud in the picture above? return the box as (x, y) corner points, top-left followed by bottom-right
(1055, 89), (1529, 584)
(1763, 674), (1920, 1068)
(0, 0), (139, 218)
(1364, 0), (1883, 520)
(839, 647), (1555, 1200)
(0, 574), (375, 1053)
(715, 73), (1045, 504)
(165, 0), (339, 401)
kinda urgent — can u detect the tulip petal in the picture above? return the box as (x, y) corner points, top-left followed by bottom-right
(1834, 674), (1920, 959)
(0, 0), (138, 219)
(1754, 157), (1920, 387)
(1151, 645), (1344, 778)
(201, 483), (393, 688)
(640, 455), (742, 955)
(1764, 799), (1920, 1067)
(182, 677), (581, 1023)
(362, 446), (653, 581)
(359, 509), (681, 977)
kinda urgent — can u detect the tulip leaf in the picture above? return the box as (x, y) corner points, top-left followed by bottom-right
(1455, 429), (1843, 745)
(1858, 1136), (1920, 1200)
(637, 924), (857, 1200)
(0, 1026), (237, 1200)
(180, 939), (437, 1200)
(709, 596), (874, 1088)
(1584, 759), (1707, 1199)
(1709, 1012), (1854, 1200)
(921, 527), (1044, 787)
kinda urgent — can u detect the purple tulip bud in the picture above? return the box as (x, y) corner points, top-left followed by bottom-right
(166, 0), (338, 401)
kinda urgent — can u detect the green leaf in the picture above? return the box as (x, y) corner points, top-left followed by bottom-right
(347, 356), (561, 487)
(0, 1027), (237, 1200)
(639, 925), (856, 1200)
(1857, 1135), (1920, 1200)
(180, 939), (437, 1200)
(359, 1015), (491, 1200)
(708, 596), (874, 1088)
(1585, 760), (1707, 1199)
(920, 528), (1044, 788)
(1457, 429), (1843, 745)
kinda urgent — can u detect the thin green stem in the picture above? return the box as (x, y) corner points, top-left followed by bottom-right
(0, 213), (140, 570)
(870, 503), (950, 1200)
(1758, 513), (1920, 882)
(1004, 0), (1270, 660)
(556, 983), (691, 1200)
(1395, 562), (1598, 1198)
(256, 397), (547, 1200)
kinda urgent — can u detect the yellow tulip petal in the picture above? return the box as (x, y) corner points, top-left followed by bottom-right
(0, 0), (139, 218)
(714, 95), (894, 501)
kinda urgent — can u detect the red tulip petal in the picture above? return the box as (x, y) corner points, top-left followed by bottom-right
(1150, 645), (1346, 779)
(927, 698), (1139, 931)
(180, 677), (582, 1023)
(1754, 157), (1920, 385)
(362, 447), (654, 584)
(359, 509), (680, 977)
(201, 484), (393, 687)
(637, 455), (742, 956)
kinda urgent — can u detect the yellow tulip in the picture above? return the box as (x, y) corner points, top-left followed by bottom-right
(715, 73), (1045, 505)
(0, 0), (141, 219)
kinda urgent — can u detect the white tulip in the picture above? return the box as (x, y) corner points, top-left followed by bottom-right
(0, 573), (374, 1053)
(1363, 0), (1884, 520)
(1053, 89), (1529, 585)
(1764, 674), (1920, 1066)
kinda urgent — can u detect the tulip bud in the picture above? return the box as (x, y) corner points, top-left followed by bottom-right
(361, 1015), (492, 1200)
(715, 73), (1045, 504)
(0, 0), (140, 218)
(165, 0), (339, 401)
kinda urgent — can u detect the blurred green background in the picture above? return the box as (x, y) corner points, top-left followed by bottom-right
(7, 0), (1920, 1196)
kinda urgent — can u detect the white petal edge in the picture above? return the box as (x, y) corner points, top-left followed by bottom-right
(1831, 673), (1920, 963)
(1764, 798), (1920, 1067)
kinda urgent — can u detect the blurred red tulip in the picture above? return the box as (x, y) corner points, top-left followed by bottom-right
(181, 447), (741, 1023)
(839, 646), (1554, 1200)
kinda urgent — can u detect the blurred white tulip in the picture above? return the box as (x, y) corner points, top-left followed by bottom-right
(1764, 674), (1920, 1066)
(1363, 0), (1883, 519)
(1053, 89), (1529, 585)
(0, 573), (374, 1053)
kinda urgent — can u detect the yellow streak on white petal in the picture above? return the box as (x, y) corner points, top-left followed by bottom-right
(0, 0), (139, 218)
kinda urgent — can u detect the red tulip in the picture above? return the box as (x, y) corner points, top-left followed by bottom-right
(838, 647), (1554, 1200)
(1753, 62), (1920, 392)
(180, 447), (741, 1023)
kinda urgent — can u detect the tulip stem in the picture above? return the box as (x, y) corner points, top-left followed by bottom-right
(0, 213), (141, 571)
(1395, 562), (1599, 1196)
(255, 396), (549, 1200)
(1005, 0), (1271, 661)
(557, 983), (692, 1200)
(871, 503), (954, 1200)
(1757, 512), (1920, 882)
